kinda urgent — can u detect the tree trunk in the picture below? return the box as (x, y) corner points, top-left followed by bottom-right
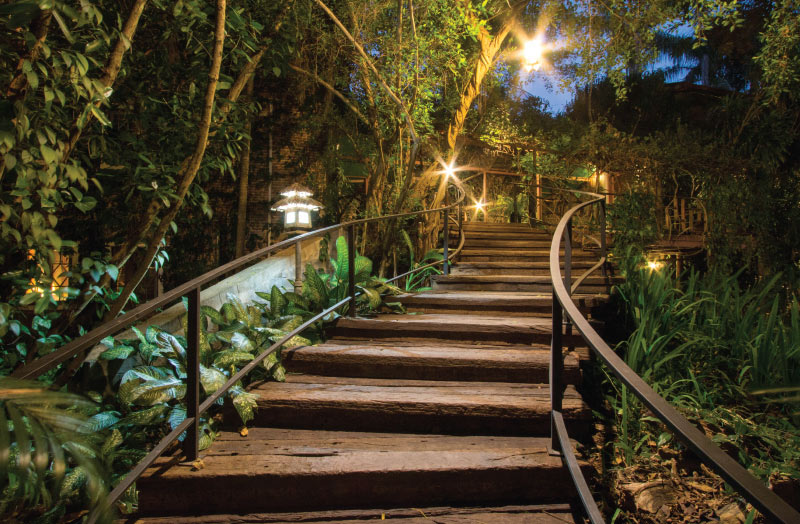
(104, 0), (228, 320)
(235, 78), (254, 258)
(418, 5), (517, 250)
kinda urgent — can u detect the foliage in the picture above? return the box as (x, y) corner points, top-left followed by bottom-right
(0, 377), (111, 523)
(607, 189), (659, 258)
(399, 230), (442, 292)
(299, 236), (401, 316)
(605, 255), (800, 482)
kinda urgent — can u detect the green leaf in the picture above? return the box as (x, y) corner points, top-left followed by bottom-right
(101, 429), (124, 457)
(270, 285), (287, 315)
(99, 344), (134, 360)
(82, 412), (120, 433)
(335, 236), (349, 282)
(201, 305), (224, 325)
(354, 255), (373, 283)
(212, 350), (254, 368)
(40, 145), (57, 164)
(117, 405), (170, 426)
(230, 332), (254, 352)
(199, 364), (226, 394)
(90, 105), (112, 126)
(231, 386), (258, 425)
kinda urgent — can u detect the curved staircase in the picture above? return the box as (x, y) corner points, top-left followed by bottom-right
(134, 222), (615, 523)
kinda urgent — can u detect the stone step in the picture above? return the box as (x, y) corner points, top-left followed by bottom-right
(452, 260), (599, 276)
(283, 339), (580, 384)
(244, 375), (591, 436)
(432, 275), (618, 293)
(130, 503), (577, 523)
(395, 291), (607, 319)
(328, 313), (587, 346)
(137, 428), (589, 516)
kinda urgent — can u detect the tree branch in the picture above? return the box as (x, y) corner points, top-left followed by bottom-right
(288, 63), (370, 126)
(105, 0), (228, 320)
(62, 0), (149, 163)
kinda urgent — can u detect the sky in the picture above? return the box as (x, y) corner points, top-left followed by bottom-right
(523, 73), (574, 113)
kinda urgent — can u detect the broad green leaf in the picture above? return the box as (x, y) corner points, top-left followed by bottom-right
(117, 405), (170, 426)
(212, 350), (254, 368)
(201, 305), (224, 325)
(99, 344), (134, 360)
(199, 365), (226, 394)
(230, 332), (254, 352)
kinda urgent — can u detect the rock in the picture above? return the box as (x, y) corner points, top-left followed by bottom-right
(717, 503), (745, 524)
(635, 485), (678, 513)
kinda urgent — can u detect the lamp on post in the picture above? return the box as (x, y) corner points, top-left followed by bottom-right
(271, 183), (323, 231)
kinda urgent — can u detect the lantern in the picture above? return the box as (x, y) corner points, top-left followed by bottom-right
(271, 183), (322, 229)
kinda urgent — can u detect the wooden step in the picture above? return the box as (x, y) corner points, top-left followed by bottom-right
(137, 428), (590, 516)
(459, 249), (597, 262)
(243, 375), (591, 436)
(452, 260), (598, 276)
(129, 503), (577, 523)
(432, 275), (618, 293)
(454, 230), (553, 241)
(395, 291), (606, 318)
(463, 239), (554, 249)
(328, 314), (587, 346)
(283, 339), (580, 384)
(462, 222), (540, 230)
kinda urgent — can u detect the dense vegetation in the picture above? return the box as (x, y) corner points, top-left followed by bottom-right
(1, 0), (799, 521)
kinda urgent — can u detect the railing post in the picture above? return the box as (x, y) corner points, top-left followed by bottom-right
(294, 240), (303, 293)
(443, 207), (450, 275)
(184, 287), (200, 461)
(600, 199), (608, 277)
(564, 219), (573, 339)
(347, 224), (356, 317)
(550, 284), (563, 456)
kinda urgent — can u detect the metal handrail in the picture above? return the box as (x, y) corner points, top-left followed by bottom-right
(548, 194), (800, 523)
(13, 181), (466, 521)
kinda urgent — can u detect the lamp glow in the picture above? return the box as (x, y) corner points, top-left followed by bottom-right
(271, 183), (322, 229)
(522, 37), (544, 72)
(647, 260), (662, 270)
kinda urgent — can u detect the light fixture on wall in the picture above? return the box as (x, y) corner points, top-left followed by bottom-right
(271, 183), (322, 229)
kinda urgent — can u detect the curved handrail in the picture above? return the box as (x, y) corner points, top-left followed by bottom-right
(13, 181), (466, 522)
(13, 184), (466, 381)
(548, 196), (800, 523)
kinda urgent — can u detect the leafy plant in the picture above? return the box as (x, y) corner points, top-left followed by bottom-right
(604, 254), (800, 479)
(0, 377), (111, 523)
(299, 236), (401, 315)
(400, 230), (443, 292)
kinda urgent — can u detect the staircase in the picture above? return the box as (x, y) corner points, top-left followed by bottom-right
(134, 222), (613, 523)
